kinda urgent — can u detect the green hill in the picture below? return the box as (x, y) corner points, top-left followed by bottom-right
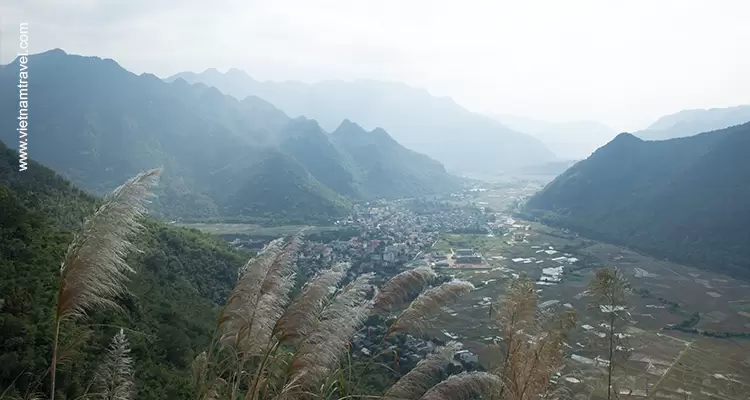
(277, 118), (365, 199)
(0, 50), (458, 225)
(221, 150), (352, 222)
(525, 122), (750, 277)
(332, 120), (461, 198)
(0, 140), (245, 398)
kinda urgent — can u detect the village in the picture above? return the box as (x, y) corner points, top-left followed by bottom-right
(209, 181), (750, 399)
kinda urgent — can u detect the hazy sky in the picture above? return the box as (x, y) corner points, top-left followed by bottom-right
(2, 0), (749, 131)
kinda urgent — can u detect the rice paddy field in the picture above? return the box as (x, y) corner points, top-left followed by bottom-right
(418, 183), (750, 399)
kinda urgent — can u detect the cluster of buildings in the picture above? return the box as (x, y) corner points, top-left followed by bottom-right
(297, 201), (479, 279)
(454, 248), (483, 264)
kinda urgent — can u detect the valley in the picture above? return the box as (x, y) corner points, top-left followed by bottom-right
(188, 178), (750, 399)
(426, 222), (750, 398)
(2, 3), (749, 399)
(428, 185), (750, 399)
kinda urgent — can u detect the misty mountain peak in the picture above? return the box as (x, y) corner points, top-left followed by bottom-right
(371, 127), (398, 143)
(39, 48), (68, 57)
(166, 66), (558, 172)
(613, 132), (641, 142)
(289, 116), (321, 129)
(636, 105), (750, 140)
(170, 77), (190, 87)
(333, 119), (366, 134)
(226, 68), (254, 80)
(202, 67), (222, 76)
(139, 72), (162, 83)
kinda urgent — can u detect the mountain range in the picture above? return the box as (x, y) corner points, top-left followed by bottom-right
(0, 50), (460, 224)
(489, 114), (618, 160)
(525, 122), (750, 277)
(166, 69), (558, 174)
(635, 105), (750, 141)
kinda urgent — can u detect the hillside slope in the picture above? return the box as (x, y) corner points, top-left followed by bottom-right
(0, 50), (458, 224)
(635, 105), (750, 141)
(167, 69), (558, 174)
(0, 49), (346, 223)
(331, 120), (461, 198)
(525, 123), (750, 277)
(0, 140), (245, 398)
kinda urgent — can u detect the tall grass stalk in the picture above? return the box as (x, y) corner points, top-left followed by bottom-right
(49, 169), (160, 400)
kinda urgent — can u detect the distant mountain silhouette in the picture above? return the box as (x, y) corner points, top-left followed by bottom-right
(635, 105), (750, 141)
(0, 50), (459, 224)
(525, 123), (750, 277)
(489, 114), (617, 160)
(166, 69), (558, 174)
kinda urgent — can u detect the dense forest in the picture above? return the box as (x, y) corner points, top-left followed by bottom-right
(0, 140), (247, 398)
(524, 122), (750, 278)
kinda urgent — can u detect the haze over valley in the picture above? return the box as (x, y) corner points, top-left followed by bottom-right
(2, 1), (750, 400)
(167, 69), (559, 174)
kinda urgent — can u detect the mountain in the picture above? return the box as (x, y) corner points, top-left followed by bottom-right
(0, 140), (246, 398)
(331, 120), (461, 198)
(490, 114), (617, 160)
(0, 50), (458, 224)
(635, 105), (750, 141)
(524, 122), (750, 277)
(166, 69), (558, 174)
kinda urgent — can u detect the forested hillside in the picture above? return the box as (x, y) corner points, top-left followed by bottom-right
(0, 50), (459, 225)
(525, 123), (750, 277)
(331, 120), (460, 198)
(0, 140), (246, 398)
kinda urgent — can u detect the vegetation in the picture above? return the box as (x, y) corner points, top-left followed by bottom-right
(330, 120), (460, 199)
(433, 234), (508, 254)
(93, 329), (136, 400)
(488, 275), (577, 400)
(0, 51), (459, 225)
(0, 146), (246, 399)
(525, 122), (750, 278)
(586, 268), (632, 400)
(3, 134), (671, 400)
(1, 158), (584, 399)
(50, 168), (160, 399)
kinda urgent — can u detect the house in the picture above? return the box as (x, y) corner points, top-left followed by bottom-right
(455, 248), (475, 257)
(455, 254), (483, 264)
(454, 248), (483, 264)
